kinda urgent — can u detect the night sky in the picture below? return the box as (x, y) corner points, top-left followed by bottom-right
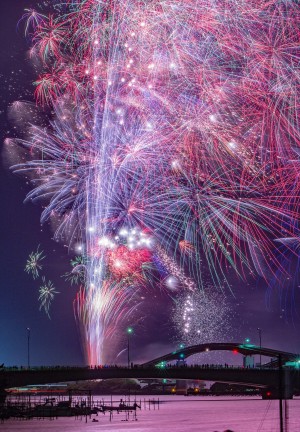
(0, 0), (300, 368)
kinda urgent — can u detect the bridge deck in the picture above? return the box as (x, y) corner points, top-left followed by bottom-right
(1, 365), (299, 390)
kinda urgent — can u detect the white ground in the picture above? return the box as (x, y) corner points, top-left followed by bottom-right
(3, 395), (300, 432)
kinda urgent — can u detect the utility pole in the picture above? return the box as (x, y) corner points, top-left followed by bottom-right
(257, 328), (262, 368)
(127, 327), (133, 368)
(278, 354), (284, 432)
(27, 328), (31, 369)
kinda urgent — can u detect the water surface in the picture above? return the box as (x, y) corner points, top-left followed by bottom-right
(3, 395), (300, 431)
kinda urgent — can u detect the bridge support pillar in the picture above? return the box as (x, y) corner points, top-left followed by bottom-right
(176, 380), (187, 395)
(0, 388), (7, 406)
(282, 369), (294, 399)
(262, 370), (293, 400)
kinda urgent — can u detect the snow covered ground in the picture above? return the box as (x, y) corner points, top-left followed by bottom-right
(3, 395), (300, 432)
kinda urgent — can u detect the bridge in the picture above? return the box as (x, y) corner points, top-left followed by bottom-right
(142, 342), (300, 366)
(1, 342), (299, 401)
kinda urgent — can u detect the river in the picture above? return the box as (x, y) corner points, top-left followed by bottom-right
(2, 395), (300, 431)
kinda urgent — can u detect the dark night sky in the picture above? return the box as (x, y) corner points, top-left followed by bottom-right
(0, 0), (299, 368)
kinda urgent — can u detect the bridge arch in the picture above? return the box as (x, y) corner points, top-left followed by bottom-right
(142, 342), (299, 366)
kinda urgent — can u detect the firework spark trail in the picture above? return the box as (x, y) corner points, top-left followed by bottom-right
(6, 0), (300, 362)
(25, 246), (45, 279)
(39, 277), (59, 318)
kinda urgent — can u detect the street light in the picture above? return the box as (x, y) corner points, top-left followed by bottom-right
(127, 327), (133, 368)
(27, 328), (30, 369)
(257, 328), (262, 369)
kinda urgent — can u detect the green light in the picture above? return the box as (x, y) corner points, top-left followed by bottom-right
(245, 338), (250, 343)
(156, 361), (166, 369)
(179, 344), (184, 349)
(179, 353), (185, 358)
(127, 327), (133, 334)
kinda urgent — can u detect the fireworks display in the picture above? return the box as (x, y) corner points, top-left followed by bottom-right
(64, 255), (88, 286)
(173, 291), (233, 347)
(38, 276), (59, 318)
(5, 0), (300, 363)
(25, 246), (45, 279)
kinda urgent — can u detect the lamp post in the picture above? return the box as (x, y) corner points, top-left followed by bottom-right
(257, 328), (262, 369)
(278, 354), (284, 432)
(27, 327), (30, 369)
(243, 338), (251, 368)
(127, 327), (133, 368)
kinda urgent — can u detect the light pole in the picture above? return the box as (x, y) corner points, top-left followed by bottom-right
(278, 354), (284, 432)
(127, 327), (133, 368)
(257, 328), (262, 369)
(243, 338), (251, 368)
(27, 327), (30, 369)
